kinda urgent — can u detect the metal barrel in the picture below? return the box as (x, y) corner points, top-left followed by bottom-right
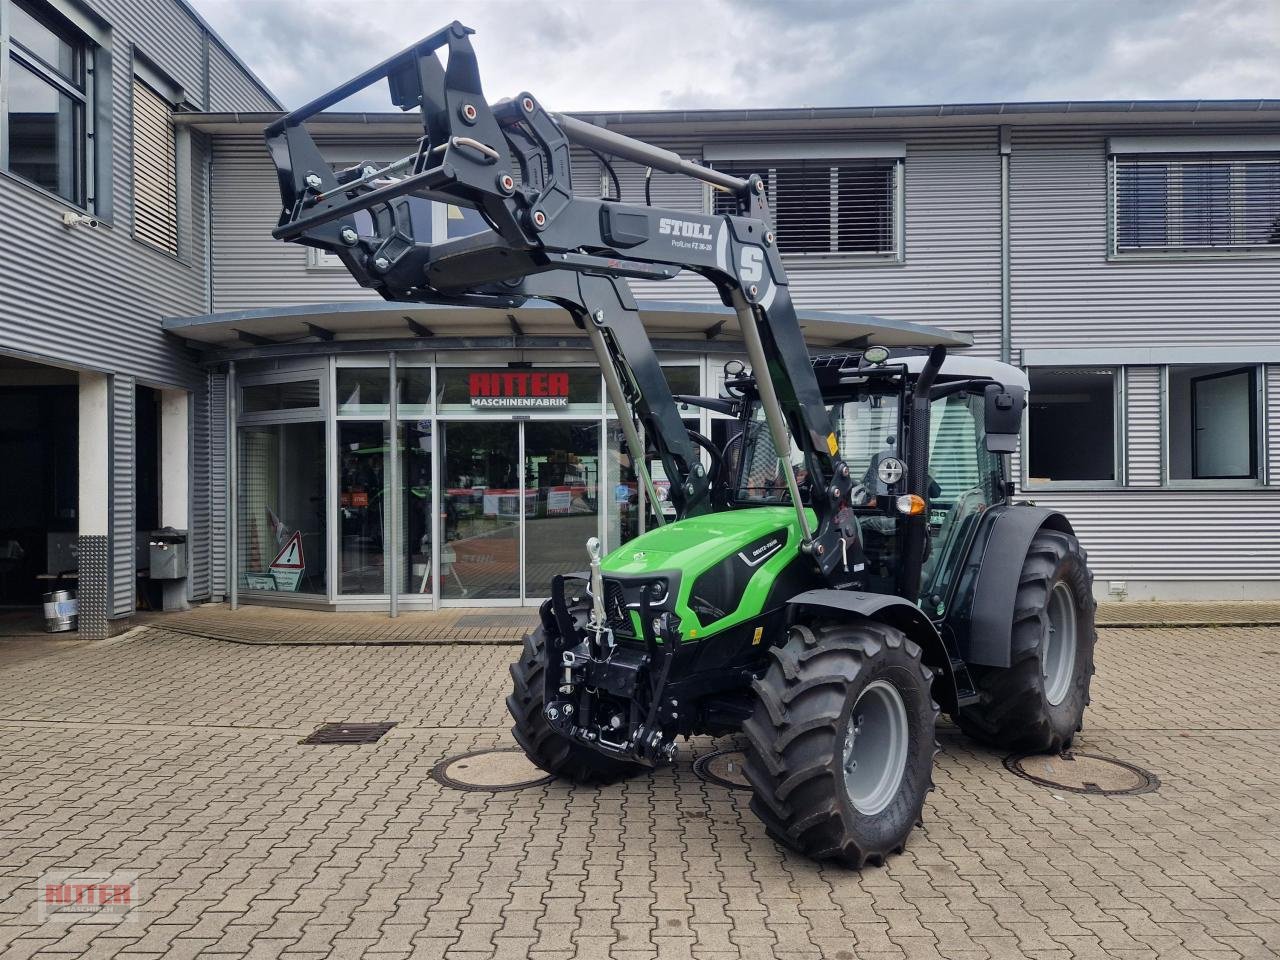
(41, 589), (77, 633)
(553, 114), (748, 194)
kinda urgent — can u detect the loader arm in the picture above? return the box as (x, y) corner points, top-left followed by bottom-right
(264, 20), (859, 581)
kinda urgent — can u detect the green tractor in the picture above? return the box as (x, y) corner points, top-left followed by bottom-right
(507, 348), (1096, 866)
(265, 21), (1097, 867)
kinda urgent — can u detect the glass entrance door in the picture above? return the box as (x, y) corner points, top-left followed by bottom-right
(439, 421), (521, 601)
(523, 422), (600, 598)
(438, 420), (601, 603)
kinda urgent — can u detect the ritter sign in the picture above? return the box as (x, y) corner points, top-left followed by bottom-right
(469, 371), (570, 408)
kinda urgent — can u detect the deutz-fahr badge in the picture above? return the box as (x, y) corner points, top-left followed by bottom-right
(632, 551), (647, 561)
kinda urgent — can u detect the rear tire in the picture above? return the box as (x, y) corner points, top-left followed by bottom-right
(958, 529), (1096, 753)
(506, 626), (643, 784)
(742, 620), (939, 868)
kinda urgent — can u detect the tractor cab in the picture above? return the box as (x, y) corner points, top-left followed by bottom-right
(714, 351), (1028, 616)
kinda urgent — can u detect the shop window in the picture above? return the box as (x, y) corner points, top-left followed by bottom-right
(399, 421), (433, 596)
(436, 366), (600, 414)
(1025, 368), (1117, 483)
(662, 365), (700, 397)
(237, 421), (327, 594)
(336, 367), (389, 416)
(337, 421), (389, 595)
(396, 367), (432, 417)
(1167, 365), (1259, 480)
(241, 379), (320, 414)
(4, 0), (95, 207)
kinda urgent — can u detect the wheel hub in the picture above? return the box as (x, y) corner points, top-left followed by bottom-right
(842, 680), (910, 816)
(1042, 581), (1079, 706)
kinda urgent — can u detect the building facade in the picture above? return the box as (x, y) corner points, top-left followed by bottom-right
(0, 0), (276, 635)
(3, 0), (1278, 630)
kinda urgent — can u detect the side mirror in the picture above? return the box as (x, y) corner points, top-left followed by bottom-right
(984, 383), (1025, 453)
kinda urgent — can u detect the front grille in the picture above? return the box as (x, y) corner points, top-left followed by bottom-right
(604, 579), (633, 636)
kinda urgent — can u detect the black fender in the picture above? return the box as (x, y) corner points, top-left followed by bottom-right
(787, 589), (960, 707)
(952, 504), (1075, 668)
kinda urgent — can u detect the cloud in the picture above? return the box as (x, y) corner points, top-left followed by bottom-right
(193, 0), (1280, 112)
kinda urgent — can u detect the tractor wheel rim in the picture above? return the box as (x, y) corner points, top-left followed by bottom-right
(842, 680), (910, 816)
(1043, 581), (1078, 706)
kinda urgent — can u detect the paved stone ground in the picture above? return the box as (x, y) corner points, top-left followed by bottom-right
(1, 625), (1278, 959)
(143, 605), (542, 646)
(7, 599), (1280, 648)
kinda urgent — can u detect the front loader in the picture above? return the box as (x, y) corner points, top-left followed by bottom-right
(264, 22), (1098, 867)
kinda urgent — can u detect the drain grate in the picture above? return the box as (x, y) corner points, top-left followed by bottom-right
(301, 722), (396, 745)
(693, 749), (752, 791)
(431, 748), (553, 792)
(454, 614), (538, 631)
(1005, 750), (1159, 796)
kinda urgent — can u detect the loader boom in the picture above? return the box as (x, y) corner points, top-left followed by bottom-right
(265, 20), (864, 582)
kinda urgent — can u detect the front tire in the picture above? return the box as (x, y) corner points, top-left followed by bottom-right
(742, 620), (939, 868)
(958, 529), (1097, 753)
(506, 626), (643, 784)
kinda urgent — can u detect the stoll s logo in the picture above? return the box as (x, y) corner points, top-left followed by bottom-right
(658, 217), (713, 252)
(469, 370), (570, 408)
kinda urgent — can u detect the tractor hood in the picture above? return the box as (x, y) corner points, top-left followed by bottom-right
(602, 507), (811, 576)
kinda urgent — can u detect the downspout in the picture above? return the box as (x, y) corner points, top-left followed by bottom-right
(999, 125), (1011, 364)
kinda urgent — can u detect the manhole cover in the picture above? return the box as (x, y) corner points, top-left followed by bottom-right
(301, 722), (396, 745)
(693, 749), (752, 791)
(453, 615), (538, 631)
(432, 748), (554, 792)
(1005, 751), (1159, 796)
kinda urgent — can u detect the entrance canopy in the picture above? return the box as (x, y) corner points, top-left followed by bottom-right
(163, 299), (972, 355)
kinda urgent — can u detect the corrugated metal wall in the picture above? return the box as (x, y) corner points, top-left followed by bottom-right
(1010, 125), (1280, 585)
(1269, 366), (1280, 485)
(201, 117), (1280, 592)
(208, 371), (228, 598)
(1010, 125), (1280, 350)
(1017, 491), (1280, 581)
(0, 0), (272, 384)
(188, 367), (228, 601)
(205, 40), (277, 112)
(1125, 367), (1161, 486)
(211, 128), (1004, 357)
(189, 371), (212, 598)
(0, 0), (276, 618)
(109, 376), (136, 617)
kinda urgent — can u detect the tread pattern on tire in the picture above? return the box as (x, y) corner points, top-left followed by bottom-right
(958, 529), (1097, 753)
(506, 627), (641, 784)
(741, 620), (939, 869)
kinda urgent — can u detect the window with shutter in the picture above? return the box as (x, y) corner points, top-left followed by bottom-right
(709, 157), (901, 258)
(1112, 154), (1280, 254)
(132, 77), (178, 255)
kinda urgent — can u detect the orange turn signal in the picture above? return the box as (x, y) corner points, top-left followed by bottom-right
(895, 494), (926, 516)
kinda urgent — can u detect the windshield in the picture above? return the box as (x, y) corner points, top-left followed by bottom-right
(733, 394), (901, 505)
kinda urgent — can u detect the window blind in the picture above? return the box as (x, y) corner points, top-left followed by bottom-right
(710, 158), (898, 256)
(1114, 154), (1280, 253)
(132, 78), (178, 255)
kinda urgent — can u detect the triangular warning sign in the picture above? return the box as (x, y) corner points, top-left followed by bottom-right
(270, 531), (305, 570)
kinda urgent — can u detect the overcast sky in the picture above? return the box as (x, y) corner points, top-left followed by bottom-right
(190, 0), (1280, 113)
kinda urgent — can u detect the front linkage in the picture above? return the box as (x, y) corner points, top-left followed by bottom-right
(541, 542), (682, 766)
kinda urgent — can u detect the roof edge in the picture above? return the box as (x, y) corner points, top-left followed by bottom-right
(174, 98), (1280, 133)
